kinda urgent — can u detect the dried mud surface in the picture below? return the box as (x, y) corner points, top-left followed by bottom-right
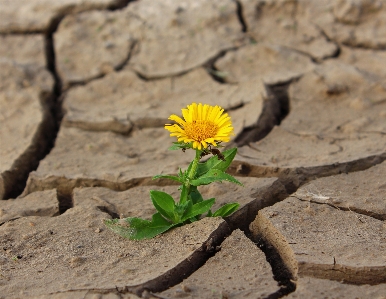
(1, 0), (385, 298)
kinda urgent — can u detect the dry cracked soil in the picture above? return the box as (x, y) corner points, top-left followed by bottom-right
(0, 0), (386, 298)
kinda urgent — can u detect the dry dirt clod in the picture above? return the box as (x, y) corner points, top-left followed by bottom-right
(1, 0), (386, 297)
(0, 205), (228, 297)
(157, 229), (279, 299)
(250, 196), (386, 284)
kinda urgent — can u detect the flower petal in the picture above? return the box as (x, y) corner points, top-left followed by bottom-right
(165, 103), (234, 147)
(169, 115), (186, 126)
(197, 103), (203, 120)
(182, 108), (191, 122)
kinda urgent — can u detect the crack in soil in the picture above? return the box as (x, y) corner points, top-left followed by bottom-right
(204, 49), (236, 84)
(252, 233), (296, 299)
(62, 38), (138, 91)
(2, 1), (140, 199)
(234, 80), (291, 147)
(2, 2), (386, 297)
(0, 63), (57, 199)
(291, 195), (386, 221)
(234, 0), (247, 33)
(37, 221), (231, 298)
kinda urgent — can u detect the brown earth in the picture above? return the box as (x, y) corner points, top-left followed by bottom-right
(0, 0), (385, 298)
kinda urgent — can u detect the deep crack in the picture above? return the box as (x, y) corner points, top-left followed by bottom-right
(1, 62), (58, 199)
(233, 0), (247, 32)
(127, 222), (231, 296)
(252, 233), (296, 299)
(234, 81), (291, 146)
(57, 188), (73, 214)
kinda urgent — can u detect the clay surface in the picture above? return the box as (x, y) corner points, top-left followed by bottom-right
(240, 0), (338, 60)
(0, 35), (46, 68)
(0, 36), (54, 199)
(159, 229), (279, 299)
(215, 42), (314, 84)
(235, 58), (386, 172)
(55, 0), (243, 86)
(292, 161), (386, 220)
(285, 277), (386, 299)
(62, 68), (265, 134)
(1, 0), (385, 297)
(23, 126), (194, 196)
(0, 190), (59, 224)
(0, 207), (226, 297)
(250, 196), (386, 284)
(0, 0), (125, 33)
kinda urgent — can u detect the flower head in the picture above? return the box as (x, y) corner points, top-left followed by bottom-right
(165, 103), (234, 150)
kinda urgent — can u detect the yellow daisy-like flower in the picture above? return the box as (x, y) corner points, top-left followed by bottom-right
(165, 103), (234, 150)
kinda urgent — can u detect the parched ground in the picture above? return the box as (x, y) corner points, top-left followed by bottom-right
(1, 0), (386, 298)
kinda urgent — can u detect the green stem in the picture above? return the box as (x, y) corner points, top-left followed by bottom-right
(180, 150), (201, 205)
(187, 150), (201, 181)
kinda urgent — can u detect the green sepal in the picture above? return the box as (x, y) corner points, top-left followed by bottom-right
(104, 213), (175, 240)
(196, 148), (237, 177)
(212, 203), (240, 218)
(190, 169), (243, 186)
(150, 190), (177, 223)
(181, 198), (215, 222)
(152, 174), (182, 183)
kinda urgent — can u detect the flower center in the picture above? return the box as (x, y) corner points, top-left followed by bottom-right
(184, 120), (218, 142)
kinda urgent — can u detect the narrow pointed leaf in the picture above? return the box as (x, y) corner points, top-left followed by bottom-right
(179, 200), (192, 220)
(196, 148), (237, 177)
(150, 191), (177, 222)
(168, 143), (183, 150)
(104, 213), (175, 240)
(168, 142), (193, 151)
(181, 198), (215, 222)
(190, 169), (243, 186)
(212, 203), (240, 218)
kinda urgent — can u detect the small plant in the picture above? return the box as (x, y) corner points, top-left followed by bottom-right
(104, 103), (242, 240)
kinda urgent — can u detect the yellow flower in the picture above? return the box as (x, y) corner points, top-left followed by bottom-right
(165, 103), (234, 150)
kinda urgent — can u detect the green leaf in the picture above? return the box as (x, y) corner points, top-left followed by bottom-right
(179, 199), (192, 219)
(152, 174), (182, 183)
(175, 200), (189, 219)
(212, 203), (240, 218)
(168, 142), (192, 151)
(190, 169), (243, 186)
(181, 198), (215, 222)
(196, 148), (237, 177)
(104, 213), (175, 240)
(189, 186), (203, 204)
(178, 168), (185, 180)
(189, 216), (199, 222)
(185, 159), (194, 178)
(168, 143), (182, 150)
(150, 191), (177, 222)
(179, 184), (188, 204)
